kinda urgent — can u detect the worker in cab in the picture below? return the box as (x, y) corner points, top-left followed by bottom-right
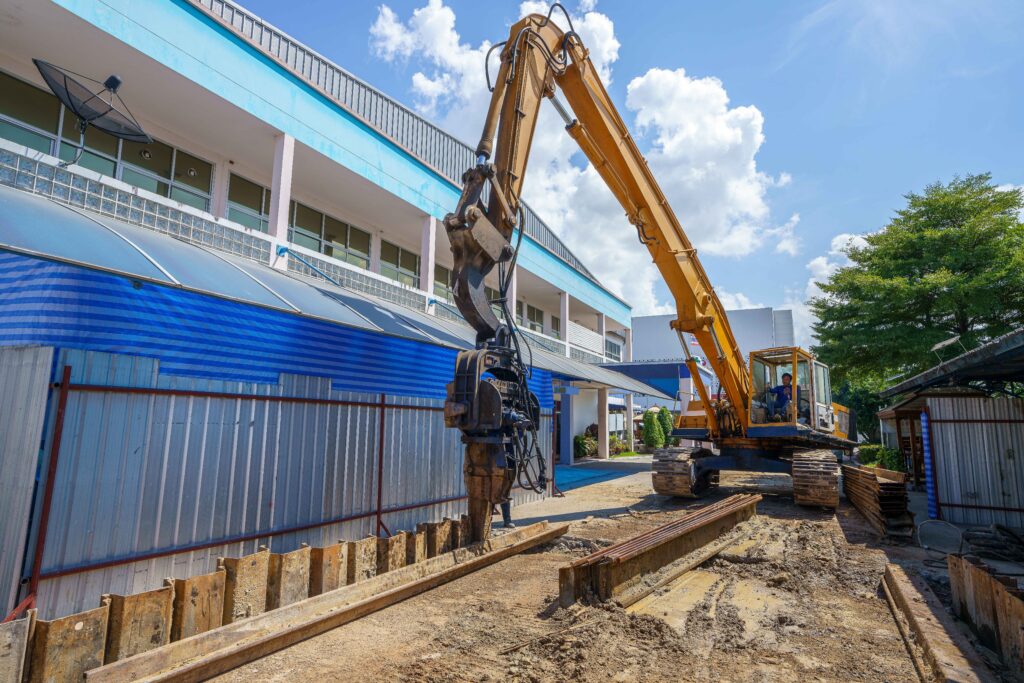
(771, 372), (795, 421)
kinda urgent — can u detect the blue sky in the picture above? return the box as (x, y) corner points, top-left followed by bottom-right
(239, 0), (1023, 342)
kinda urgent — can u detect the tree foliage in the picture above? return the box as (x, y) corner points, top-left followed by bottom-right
(657, 406), (674, 440)
(812, 174), (1024, 383)
(642, 410), (665, 449)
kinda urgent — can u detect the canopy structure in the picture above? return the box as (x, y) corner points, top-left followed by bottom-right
(881, 329), (1024, 399)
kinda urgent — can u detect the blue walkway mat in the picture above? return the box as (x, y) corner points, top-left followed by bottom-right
(553, 464), (635, 492)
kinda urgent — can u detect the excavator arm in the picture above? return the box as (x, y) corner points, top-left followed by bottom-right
(444, 5), (754, 539)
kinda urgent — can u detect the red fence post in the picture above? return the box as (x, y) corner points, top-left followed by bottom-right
(375, 393), (390, 537)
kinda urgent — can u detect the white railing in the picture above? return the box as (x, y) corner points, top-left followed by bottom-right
(568, 320), (604, 354)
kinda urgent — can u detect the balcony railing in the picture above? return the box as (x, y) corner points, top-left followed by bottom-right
(0, 141), (272, 264)
(188, 0), (607, 289)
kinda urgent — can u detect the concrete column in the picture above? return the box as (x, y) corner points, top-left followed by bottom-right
(419, 215), (436, 296)
(624, 327), (633, 361)
(369, 232), (382, 273)
(210, 157), (231, 219)
(267, 134), (295, 255)
(559, 392), (573, 465)
(597, 387), (609, 459)
(507, 267), (518, 323)
(625, 393), (635, 450)
(559, 291), (570, 356)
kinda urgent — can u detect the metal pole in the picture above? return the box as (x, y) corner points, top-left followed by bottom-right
(376, 393), (388, 537)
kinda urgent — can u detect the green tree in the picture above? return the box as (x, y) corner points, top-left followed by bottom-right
(657, 406), (674, 443)
(833, 372), (888, 442)
(642, 410), (665, 449)
(813, 174), (1024, 383)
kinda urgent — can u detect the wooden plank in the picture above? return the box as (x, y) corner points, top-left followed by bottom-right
(459, 515), (472, 548)
(85, 521), (568, 683)
(376, 532), (407, 574)
(949, 554), (1024, 675)
(883, 564), (995, 683)
(415, 522), (435, 558)
(996, 583), (1024, 675)
(0, 610), (34, 683)
(29, 602), (108, 683)
(346, 536), (378, 584)
(169, 570), (225, 641)
(267, 545), (311, 610)
(103, 584), (174, 662)
(405, 530), (427, 566)
(309, 543), (348, 596)
(219, 547), (270, 624)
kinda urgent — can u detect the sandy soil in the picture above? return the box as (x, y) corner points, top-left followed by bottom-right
(215, 469), (929, 683)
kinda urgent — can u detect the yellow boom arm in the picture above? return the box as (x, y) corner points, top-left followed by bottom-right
(462, 9), (751, 435)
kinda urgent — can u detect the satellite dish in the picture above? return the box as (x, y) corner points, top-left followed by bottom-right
(32, 58), (152, 168)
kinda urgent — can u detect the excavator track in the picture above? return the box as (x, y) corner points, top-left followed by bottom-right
(791, 450), (840, 508)
(652, 447), (719, 498)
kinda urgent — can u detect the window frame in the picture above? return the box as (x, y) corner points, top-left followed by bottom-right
(379, 239), (420, 288)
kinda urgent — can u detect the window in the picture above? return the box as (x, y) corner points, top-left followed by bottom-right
(516, 300), (524, 325)
(526, 304), (544, 333)
(0, 69), (60, 153)
(605, 338), (622, 361)
(380, 240), (420, 287)
(281, 201), (373, 269)
(434, 264), (454, 302)
(550, 315), (561, 340)
(227, 174), (271, 232)
(324, 216), (371, 269)
(0, 69), (213, 209)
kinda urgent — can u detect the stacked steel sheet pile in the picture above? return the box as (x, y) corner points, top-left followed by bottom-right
(559, 494), (761, 606)
(841, 465), (914, 538)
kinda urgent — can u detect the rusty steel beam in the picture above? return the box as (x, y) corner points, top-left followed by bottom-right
(559, 494), (761, 606)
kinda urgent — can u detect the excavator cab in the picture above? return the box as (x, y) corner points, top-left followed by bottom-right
(748, 347), (836, 435)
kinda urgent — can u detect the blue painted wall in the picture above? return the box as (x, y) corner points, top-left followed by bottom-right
(0, 251), (554, 407)
(54, 0), (630, 326)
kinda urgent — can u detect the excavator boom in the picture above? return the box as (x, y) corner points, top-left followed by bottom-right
(446, 7), (751, 434)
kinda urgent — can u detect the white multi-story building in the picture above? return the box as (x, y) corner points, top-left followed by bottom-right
(0, 0), (667, 619)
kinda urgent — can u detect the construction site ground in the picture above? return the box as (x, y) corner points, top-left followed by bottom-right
(214, 458), (969, 683)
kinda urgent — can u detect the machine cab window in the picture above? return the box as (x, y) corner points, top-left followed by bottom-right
(748, 348), (818, 428)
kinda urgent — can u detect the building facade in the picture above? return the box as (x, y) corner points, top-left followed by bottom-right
(0, 0), (667, 619)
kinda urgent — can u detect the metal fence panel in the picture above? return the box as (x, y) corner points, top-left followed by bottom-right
(926, 396), (1024, 528)
(30, 349), (549, 618)
(0, 345), (53, 615)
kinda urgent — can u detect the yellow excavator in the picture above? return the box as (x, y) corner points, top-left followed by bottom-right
(443, 4), (854, 541)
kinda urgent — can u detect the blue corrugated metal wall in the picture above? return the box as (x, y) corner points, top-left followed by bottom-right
(0, 251), (554, 407)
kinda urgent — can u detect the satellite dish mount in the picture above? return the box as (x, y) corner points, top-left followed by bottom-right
(32, 59), (152, 168)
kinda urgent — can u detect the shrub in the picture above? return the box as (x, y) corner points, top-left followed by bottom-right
(609, 434), (629, 455)
(574, 433), (597, 459)
(858, 443), (905, 472)
(657, 407), (674, 440)
(642, 410), (665, 449)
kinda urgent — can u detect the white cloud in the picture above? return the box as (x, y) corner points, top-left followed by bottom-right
(370, 2), (794, 317)
(716, 290), (763, 310)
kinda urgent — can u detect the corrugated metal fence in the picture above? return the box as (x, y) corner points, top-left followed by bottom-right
(924, 396), (1024, 528)
(0, 346), (53, 616)
(8, 347), (550, 619)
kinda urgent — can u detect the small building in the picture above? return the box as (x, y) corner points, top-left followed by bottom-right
(879, 329), (1024, 528)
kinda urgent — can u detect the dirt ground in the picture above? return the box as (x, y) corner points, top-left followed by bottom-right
(215, 468), (935, 683)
